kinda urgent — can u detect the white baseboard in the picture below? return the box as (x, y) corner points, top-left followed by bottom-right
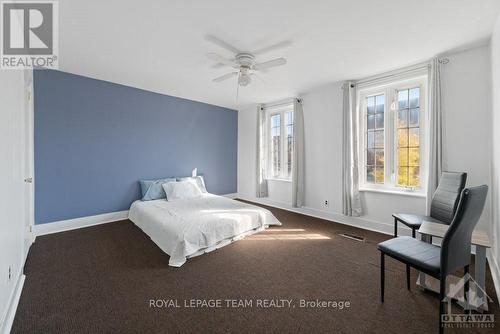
(236, 195), (414, 237)
(0, 274), (25, 334)
(34, 210), (129, 237)
(34, 193), (238, 237)
(487, 250), (500, 305)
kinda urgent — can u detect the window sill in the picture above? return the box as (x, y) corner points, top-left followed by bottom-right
(266, 178), (292, 183)
(359, 187), (426, 198)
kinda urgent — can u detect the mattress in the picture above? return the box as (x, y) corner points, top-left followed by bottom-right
(128, 194), (281, 266)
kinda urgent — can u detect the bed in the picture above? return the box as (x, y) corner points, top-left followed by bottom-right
(128, 193), (281, 267)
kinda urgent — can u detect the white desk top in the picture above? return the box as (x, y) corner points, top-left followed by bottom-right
(418, 221), (491, 248)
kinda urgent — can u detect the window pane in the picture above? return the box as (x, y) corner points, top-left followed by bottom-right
(409, 88), (419, 108)
(397, 110), (408, 128)
(376, 95), (385, 113)
(367, 149), (375, 165)
(409, 167), (420, 187)
(367, 131), (375, 149)
(375, 167), (384, 184)
(367, 166), (375, 183)
(271, 114), (280, 126)
(367, 96), (375, 115)
(409, 108), (419, 127)
(374, 130), (384, 148)
(375, 113), (384, 129)
(397, 167), (408, 186)
(367, 115), (375, 130)
(409, 128), (419, 147)
(397, 129), (408, 147)
(398, 148), (408, 167)
(375, 149), (384, 166)
(398, 90), (409, 109)
(286, 111), (294, 125)
(409, 148), (420, 166)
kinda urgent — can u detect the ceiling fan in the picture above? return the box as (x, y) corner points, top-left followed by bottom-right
(206, 35), (289, 89)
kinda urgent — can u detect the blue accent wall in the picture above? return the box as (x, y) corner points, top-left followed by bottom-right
(34, 70), (237, 225)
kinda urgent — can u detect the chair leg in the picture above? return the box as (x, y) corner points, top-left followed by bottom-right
(439, 275), (446, 334)
(406, 264), (411, 290)
(394, 218), (398, 237)
(412, 228), (416, 238)
(464, 265), (470, 314)
(380, 252), (385, 303)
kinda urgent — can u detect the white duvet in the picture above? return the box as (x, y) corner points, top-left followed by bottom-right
(128, 194), (281, 267)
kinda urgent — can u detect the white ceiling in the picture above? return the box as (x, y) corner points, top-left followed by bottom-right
(59, 0), (500, 110)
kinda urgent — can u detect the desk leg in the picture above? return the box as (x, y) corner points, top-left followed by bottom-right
(475, 246), (486, 303)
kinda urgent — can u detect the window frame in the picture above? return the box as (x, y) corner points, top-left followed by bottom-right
(265, 103), (294, 181)
(357, 75), (428, 195)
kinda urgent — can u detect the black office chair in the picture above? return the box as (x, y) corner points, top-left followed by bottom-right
(393, 171), (467, 238)
(378, 185), (488, 334)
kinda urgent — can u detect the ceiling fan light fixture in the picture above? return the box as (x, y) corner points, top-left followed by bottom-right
(238, 73), (251, 86)
(206, 36), (289, 91)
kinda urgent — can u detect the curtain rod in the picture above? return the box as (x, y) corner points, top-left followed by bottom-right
(262, 97), (299, 109)
(354, 57), (449, 88)
(355, 63), (429, 87)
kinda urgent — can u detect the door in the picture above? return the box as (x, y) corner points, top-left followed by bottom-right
(23, 70), (34, 260)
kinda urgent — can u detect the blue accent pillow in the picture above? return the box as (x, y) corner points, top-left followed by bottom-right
(140, 178), (176, 201)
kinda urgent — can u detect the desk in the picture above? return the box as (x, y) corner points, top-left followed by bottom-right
(418, 221), (491, 311)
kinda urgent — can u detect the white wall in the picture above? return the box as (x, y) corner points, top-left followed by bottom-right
(238, 45), (492, 236)
(441, 46), (492, 231)
(0, 70), (29, 332)
(490, 13), (500, 295)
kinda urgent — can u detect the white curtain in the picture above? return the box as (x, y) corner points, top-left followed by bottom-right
(342, 82), (362, 216)
(256, 104), (268, 197)
(426, 58), (443, 213)
(292, 98), (305, 207)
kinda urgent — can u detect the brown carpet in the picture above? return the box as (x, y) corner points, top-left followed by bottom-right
(12, 202), (500, 333)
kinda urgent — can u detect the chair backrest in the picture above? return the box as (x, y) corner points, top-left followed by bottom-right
(441, 185), (488, 276)
(430, 172), (467, 224)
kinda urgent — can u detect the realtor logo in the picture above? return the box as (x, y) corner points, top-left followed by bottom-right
(1, 1), (58, 69)
(441, 273), (495, 329)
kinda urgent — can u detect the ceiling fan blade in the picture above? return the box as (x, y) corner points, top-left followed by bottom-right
(205, 35), (241, 54)
(253, 40), (292, 55)
(213, 72), (238, 83)
(207, 52), (237, 68)
(254, 58), (287, 71)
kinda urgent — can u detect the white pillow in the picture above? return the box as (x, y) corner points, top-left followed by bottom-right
(178, 176), (207, 193)
(162, 180), (202, 201)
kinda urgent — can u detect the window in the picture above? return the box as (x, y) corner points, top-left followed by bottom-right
(358, 76), (427, 193)
(285, 111), (294, 176)
(266, 103), (294, 180)
(270, 114), (281, 177)
(366, 94), (385, 184)
(396, 88), (421, 187)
